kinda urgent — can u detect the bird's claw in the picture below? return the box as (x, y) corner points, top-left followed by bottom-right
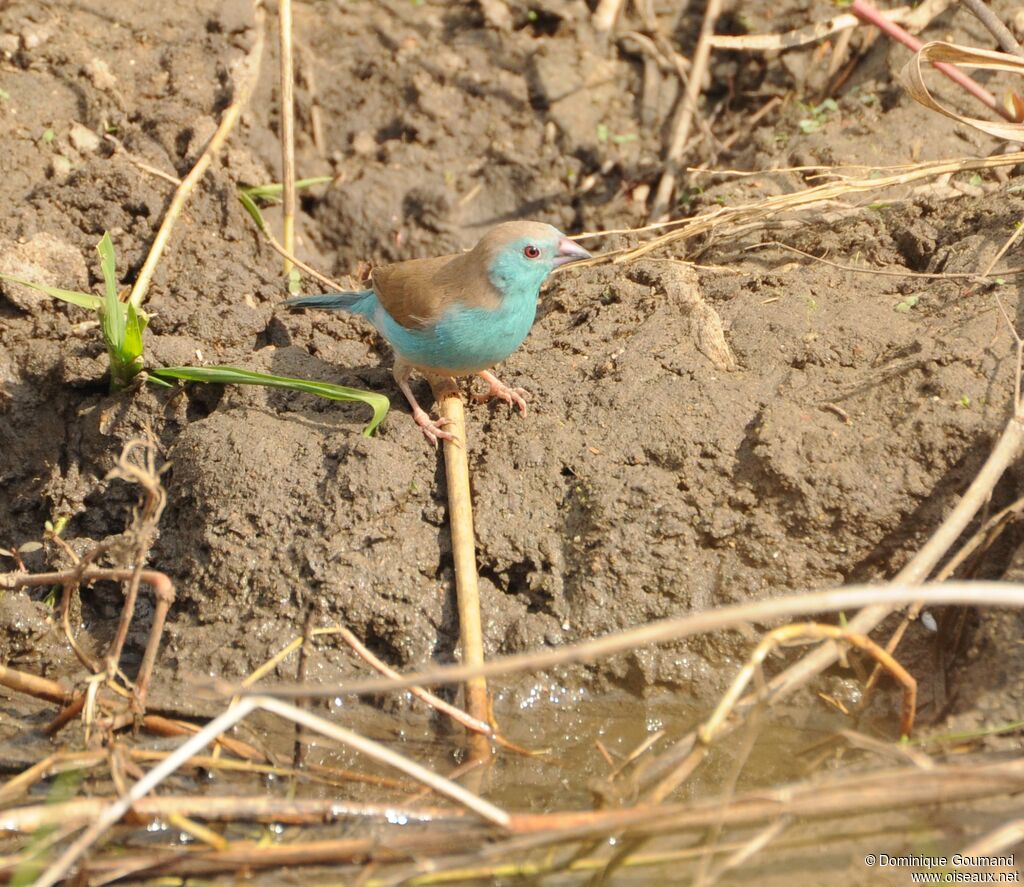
(413, 410), (455, 446)
(474, 379), (529, 415)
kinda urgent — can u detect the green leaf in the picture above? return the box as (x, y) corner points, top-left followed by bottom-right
(97, 233), (124, 354)
(150, 365), (390, 437)
(239, 176), (334, 205)
(237, 190), (267, 232)
(97, 232), (118, 302)
(0, 273), (102, 310)
(124, 302), (145, 362)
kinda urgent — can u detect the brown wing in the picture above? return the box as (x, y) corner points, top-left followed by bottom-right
(371, 250), (502, 330)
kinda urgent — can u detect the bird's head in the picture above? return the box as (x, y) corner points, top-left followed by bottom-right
(477, 221), (591, 296)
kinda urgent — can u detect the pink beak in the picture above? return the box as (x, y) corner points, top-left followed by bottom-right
(552, 237), (592, 267)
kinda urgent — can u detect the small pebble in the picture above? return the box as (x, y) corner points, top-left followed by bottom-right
(48, 155), (72, 179)
(69, 122), (101, 154)
(83, 57), (117, 91)
(351, 130), (377, 156)
(20, 24), (51, 50)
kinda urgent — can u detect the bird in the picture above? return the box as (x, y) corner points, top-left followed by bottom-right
(282, 221), (591, 444)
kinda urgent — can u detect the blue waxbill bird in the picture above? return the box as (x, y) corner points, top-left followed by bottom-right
(282, 221), (591, 444)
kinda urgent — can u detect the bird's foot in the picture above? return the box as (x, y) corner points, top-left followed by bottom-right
(412, 407), (455, 447)
(474, 371), (528, 415)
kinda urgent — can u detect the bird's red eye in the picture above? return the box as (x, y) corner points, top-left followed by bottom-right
(523, 245), (540, 259)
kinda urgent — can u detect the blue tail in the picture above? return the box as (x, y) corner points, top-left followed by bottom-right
(281, 290), (376, 318)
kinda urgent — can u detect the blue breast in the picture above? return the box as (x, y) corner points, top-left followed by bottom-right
(375, 294), (538, 374)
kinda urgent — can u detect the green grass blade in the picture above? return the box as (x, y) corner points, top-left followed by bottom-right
(150, 365), (390, 436)
(97, 232), (117, 301)
(97, 233), (124, 353)
(0, 273), (102, 310)
(124, 303), (145, 362)
(240, 176), (334, 204)
(237, 190), (267, 232)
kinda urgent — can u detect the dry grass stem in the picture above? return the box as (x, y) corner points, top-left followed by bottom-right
(434, 380), (492, 764)
(960, 0), (1024, 58)
(749, 240), (1024, 281)
(650, 0), (724, 220)
(278, 0), (296, 279)
(701, 623), (918, 742)
(128, 1), (265, 309)
(706, 6), (911, 51)
(335, 624), (499, 744)
(29, 693), (507, 885)
(610, 150), (1024, 263)
(592, 0), (626, 33)
(239, 580), (1024, 700)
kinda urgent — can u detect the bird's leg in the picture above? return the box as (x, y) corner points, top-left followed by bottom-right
(473, 369), (528, 415)
(392, 360), (455, 446)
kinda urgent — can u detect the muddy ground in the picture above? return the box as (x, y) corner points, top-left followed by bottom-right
(1, 0), (1024, 875)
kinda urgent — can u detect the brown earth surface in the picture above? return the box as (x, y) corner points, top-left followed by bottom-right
(1, 0), (1024, 880)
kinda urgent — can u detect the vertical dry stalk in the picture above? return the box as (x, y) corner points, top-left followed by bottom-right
(128, 3), (266, 309)
(435, 385), (492, 764)
(649, 0), (724, 220)
(278, 0), (297, 279)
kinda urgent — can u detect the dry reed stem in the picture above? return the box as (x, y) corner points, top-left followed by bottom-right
(278, 0), (296, 280)
(336, 624), (500, 744)
(852, 1), (1009, 120)
(633, 406), (1024, 800)
(650, 0), (724, 220)
(0, 663), (73, 705)
(104, 438), (167, 698)
(962, 819), (1024, 855)
(256, 213), (349, 291)
(0, 751), (104, 807)
(374, 759), (1024, 886)
(434, 381), (492, 764)
(128, 1), (265, 309)
(749, 240), (1024, 281)
(2, 566), (174, 714)
(30, 693), (508, 886)
(22, 759), (1023, 881)
(592, 0), (626, 33)
(700, 623), (918, 742)
(239, 581), (1024, 700)
(612, 150), (1024, 263)
(3, 795), (464, 833)
(959, 0), (1024, 59)
(861, 492), (1024, 705)
(981, 217), (1024, 279)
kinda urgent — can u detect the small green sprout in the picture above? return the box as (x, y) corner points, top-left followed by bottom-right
(41, 128), (55, 144)
(894, 295), (919, 313)
(0, 232), (390, 435)
(798, 98), (838, 134)
(238, 176), (334, 206)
